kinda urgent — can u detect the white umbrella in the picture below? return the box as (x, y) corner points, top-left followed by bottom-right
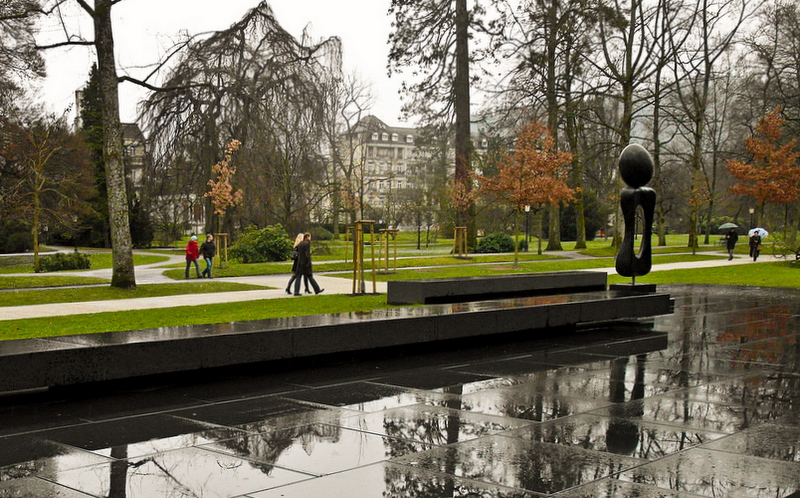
(748, 228), (768, 238)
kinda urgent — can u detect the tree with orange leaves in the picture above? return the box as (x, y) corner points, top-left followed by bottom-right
(477, 120), (575, 262)
(726, 108), (800, 222)
(205, 139), (244, 233)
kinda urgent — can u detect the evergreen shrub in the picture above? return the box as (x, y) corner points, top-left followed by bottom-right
(230, 224), (293, 263)
(475, 233), (515, 253)
(37, 252), (92, 272)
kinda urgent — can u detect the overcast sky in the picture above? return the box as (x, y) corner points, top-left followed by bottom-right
(38, 0), (406, 126)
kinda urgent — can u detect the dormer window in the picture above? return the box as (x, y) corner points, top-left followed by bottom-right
(381, 133), (389, 141)
(392, 133), (399, 142)
(406, 135), (414, 143)
(371, 132), (379, 140)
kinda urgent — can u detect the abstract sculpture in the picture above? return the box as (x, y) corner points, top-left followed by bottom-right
(615, 144), (656, 281)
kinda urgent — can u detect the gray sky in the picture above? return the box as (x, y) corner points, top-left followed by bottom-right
(38, 0), (405, 126)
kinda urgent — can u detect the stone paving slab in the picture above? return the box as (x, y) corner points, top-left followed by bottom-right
(0, 285), (796, 497)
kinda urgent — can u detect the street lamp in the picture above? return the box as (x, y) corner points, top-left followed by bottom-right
(524, 205), (530, 251)
(749, 207), (755, 228)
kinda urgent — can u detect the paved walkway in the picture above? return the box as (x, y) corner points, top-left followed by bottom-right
(0, 250), (772, 321)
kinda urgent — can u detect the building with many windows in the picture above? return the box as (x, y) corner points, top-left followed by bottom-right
(357, 116), (421, 213)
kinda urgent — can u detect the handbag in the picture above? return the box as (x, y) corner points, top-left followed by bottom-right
(291, 249), (298, 260)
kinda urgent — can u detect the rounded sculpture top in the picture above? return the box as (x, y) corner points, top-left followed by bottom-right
(618, 143), (654, 188)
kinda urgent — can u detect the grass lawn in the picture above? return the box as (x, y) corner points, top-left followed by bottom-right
(2, 233), (796, 341)
(609, 260), (800, 287)
(161, 252), (564, 280)
(0, 275), (110, 290)
(0, 252), (170, 274)
(0, 281), (266, 307)
(362, 254), (723, 281)
(0, 294), (392, 341)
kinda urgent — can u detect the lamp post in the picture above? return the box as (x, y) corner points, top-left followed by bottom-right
(524, 205), (530, 251)
(749, 207), (755, 228)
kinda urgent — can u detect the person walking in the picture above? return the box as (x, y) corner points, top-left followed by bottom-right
(749, 232), (762, 261)
(294, 232), (324, 296)
(285, 233), (310, 294)
(725, 228), (738, 261)
(185, 235), (201, 278)
(200, 234), (216, 278)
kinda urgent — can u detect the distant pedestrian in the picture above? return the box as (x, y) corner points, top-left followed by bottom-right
(185, 235), (201, 279)
(200, 234), (216, 278)
(285, 233), (310, 294)
(725, 228), (738, 261)
(749, 232), (762, 261)
(294, 232), (324, 296)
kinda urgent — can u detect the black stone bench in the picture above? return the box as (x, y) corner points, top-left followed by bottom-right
(0, 288), (673, 394)
(387, 271), (608, 304)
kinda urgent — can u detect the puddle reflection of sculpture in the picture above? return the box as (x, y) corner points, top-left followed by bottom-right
(615, 144), (656, 280)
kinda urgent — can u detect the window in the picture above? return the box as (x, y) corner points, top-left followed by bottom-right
(392, 133), (399, 142)
(381, 133), (389, 141)
(371, 132), (378, 140)
(406, 135), (414, 143)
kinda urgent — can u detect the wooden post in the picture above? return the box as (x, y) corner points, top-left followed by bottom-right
(352, 220), (376, 294)
(344, 226), (353, 264)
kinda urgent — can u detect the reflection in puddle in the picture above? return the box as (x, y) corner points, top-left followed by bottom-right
(3, 286), (800, 496)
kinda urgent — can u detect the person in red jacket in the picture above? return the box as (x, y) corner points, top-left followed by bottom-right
(185, 235), (201, 279)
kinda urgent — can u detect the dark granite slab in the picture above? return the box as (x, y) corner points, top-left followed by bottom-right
(0, 289), (673, 393)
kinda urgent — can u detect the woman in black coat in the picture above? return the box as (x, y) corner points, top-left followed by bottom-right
(285, 233), (310, 294)
(293, 233), (323, 296)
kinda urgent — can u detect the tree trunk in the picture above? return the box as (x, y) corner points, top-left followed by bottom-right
(93, 0), (135, 289)
(454, 0), (474, 249)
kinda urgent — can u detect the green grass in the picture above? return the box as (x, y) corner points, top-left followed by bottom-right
(0, 281), (267, 307)
(362, 254), (723, 281)
(609, 260), (800, 287)
(0, 252), (170, 274)
(161, 252), (564, 280)
(0, 294), (393, 341)
(2, 232), (794, 341)
(0, 275), (110, 289)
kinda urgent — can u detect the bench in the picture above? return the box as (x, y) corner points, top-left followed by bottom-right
(387, 271), (608, 305)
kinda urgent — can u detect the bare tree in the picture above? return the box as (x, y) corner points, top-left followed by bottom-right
(0, 109), (93, 269)
(672, 0), (760, 249)
(0, 0), (45, 110)
(139, 2), (341, 236)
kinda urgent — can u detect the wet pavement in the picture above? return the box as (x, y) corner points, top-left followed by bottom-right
(0, 283), (799, 497)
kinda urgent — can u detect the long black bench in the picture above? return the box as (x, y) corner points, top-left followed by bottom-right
(387, 271), (608, 304)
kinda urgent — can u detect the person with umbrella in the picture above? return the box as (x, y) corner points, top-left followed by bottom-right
(749, 229), (763, 261)
(725, 228), (738, 260)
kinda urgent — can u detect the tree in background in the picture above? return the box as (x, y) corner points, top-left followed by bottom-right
(38, 0), (136, 288)
(0, 1), (45, 110)
(77, 64), (110, 248)
(0, 111), (93, 270)
(389, 0), (479, 248)
(476, 120), (574, 262)
(726, 107), (800, 230)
